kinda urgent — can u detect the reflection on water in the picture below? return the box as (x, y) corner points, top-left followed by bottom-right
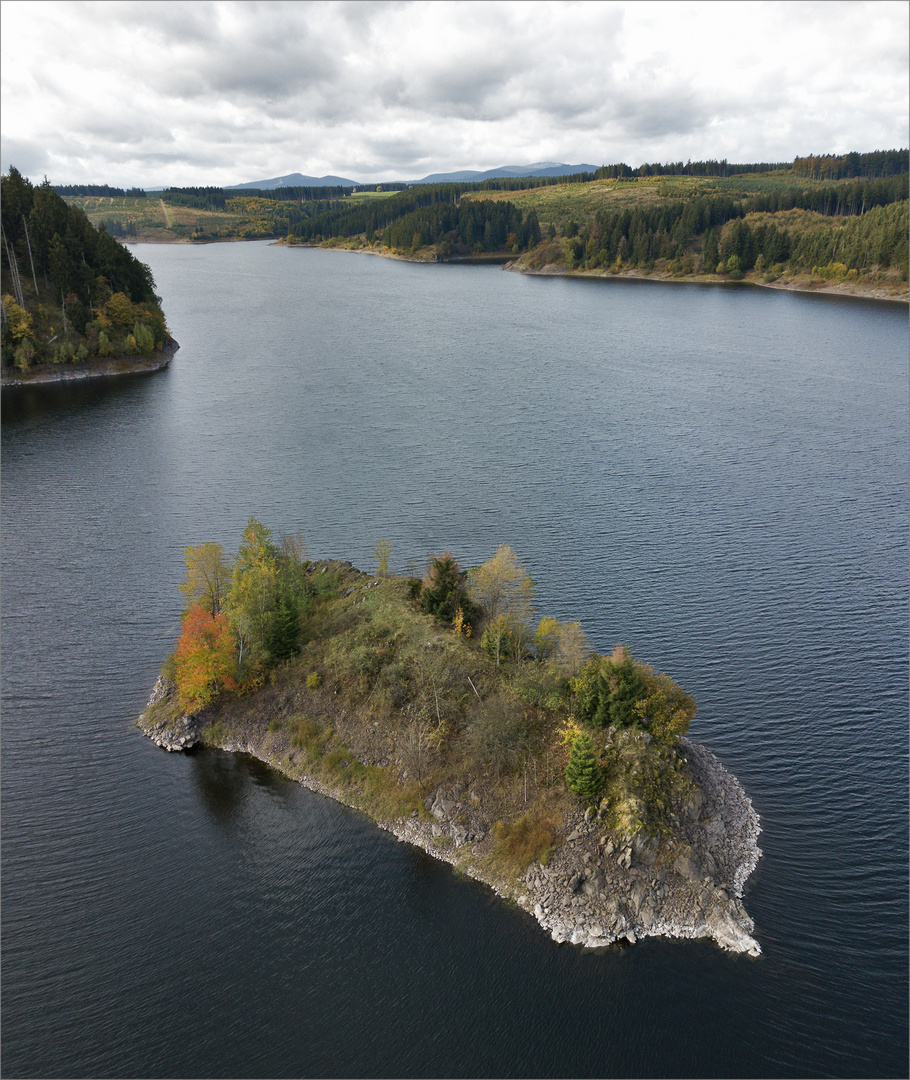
(2, 365), (170, 421)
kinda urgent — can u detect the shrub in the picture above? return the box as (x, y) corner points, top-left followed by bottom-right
(306, 671), (323, 690)
(490, 812), (559, 876)
(14, 340), (36, 370)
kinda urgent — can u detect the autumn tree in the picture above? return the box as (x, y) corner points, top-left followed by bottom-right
(179, 541), (231, 618)
(468, 545), (536, 658)
(373, 539), (392, 577)
(173, 605), (238, 710)
(533, 617), (591, 675)
(228, 517), (279, 667)
(632, 665), (696, 744)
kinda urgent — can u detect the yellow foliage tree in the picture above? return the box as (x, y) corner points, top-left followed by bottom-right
(372, 539), (392, 577)
(2, 295), (33, 341)
(103, 292), (136, 333)
(179, 541), (232, 618)
(632, 666), (696, 744)
(468, 544), (536, 658)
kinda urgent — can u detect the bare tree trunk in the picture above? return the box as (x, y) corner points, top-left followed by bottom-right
(22, 216), (38, 294)
(2, 227), (26, 307)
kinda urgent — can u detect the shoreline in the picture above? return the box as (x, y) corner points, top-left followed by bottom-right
(280, 238), (909, 303)
(138, 676), (762, 956)
(1, 337), (179, 389)
(503, 260), (909, 303)
(119, 235), (907, 303)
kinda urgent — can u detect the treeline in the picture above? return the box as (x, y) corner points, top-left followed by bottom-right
(594, 160), (788, 179)
(161, 184), (357, 207)
(792, 149), (908, 179)
(2, 167), (167, 371)
(53, 183), (147, 197)
(160, 186), (228, 209)
(735, 174), (908, 215)
(376, 200), (540, 254)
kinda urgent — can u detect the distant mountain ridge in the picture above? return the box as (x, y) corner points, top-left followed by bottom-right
(226, 163), (600, 190)
(411, 162), (598, 183)
(226, 172), (361, 190)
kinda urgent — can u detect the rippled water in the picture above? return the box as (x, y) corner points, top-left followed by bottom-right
(2, 243), (907, 1077)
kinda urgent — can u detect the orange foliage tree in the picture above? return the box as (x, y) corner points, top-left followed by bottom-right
(173, 604), (238, 711)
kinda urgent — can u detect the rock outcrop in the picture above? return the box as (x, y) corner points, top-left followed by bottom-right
(137, 679), (762, 955)
(137, 675), (205, 751)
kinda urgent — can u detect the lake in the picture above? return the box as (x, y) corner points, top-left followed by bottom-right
(2, 242), (907, 1078)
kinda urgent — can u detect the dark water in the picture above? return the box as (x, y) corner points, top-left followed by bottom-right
(2, 243), (907, 1078)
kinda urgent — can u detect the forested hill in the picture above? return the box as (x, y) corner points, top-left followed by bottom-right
(1, 168), (169, 376)
(275, 152), (907, 292)
(287, 185), (542, 257)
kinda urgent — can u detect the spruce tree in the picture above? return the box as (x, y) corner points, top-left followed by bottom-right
(264, 595), (299, 660)
(565, 732), (604, 803)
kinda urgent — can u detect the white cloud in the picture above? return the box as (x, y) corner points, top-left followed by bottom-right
(1, 0), (906, 187)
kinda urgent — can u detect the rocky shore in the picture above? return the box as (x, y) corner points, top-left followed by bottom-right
(138, 677), (762, 956)
(1, 337), (179, 389)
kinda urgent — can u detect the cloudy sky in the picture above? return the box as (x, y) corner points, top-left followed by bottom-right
(2, 0), (907, 187)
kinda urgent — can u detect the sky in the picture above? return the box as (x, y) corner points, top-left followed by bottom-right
(2, 0), (907, 188)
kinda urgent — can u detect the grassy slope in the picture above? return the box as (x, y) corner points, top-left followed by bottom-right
(68, 190), (400, 243)
(64, 194), (288, 243)
(153, 561), (697, 884)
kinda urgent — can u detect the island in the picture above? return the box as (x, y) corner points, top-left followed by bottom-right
(1, 168), (176, 386)
(138, 520), (762, 955)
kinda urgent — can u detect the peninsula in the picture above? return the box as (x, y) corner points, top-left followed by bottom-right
(1, 168), (174, 385)
(138, 521), (762, 955)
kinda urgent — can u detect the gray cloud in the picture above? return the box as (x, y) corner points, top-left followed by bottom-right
(1, 0), (906, 187)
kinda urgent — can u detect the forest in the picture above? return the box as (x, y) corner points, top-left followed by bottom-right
(278, 152), (908, 282)
(543, 182), (909, 278)
(1, 168), (168, 373)
(50, 150), (909, 291)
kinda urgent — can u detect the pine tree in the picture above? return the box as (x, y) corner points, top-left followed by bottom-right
(565, 732), (604, 802)
(264, 595), (300, 660)
(421, 551), (466, 621)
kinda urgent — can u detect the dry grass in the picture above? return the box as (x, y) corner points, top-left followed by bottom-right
(488, 809), (561, 876)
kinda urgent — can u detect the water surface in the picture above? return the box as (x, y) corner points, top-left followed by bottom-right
(3, 243), (907, 1077)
